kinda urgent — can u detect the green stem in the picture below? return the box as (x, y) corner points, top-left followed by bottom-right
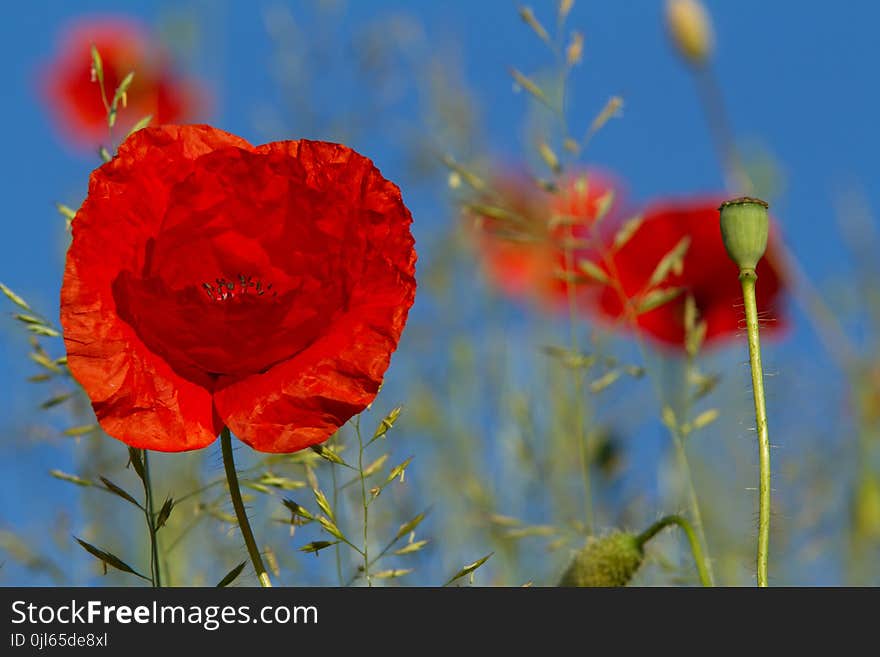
(141, 450), (162, 587)
(636, 514), (711, 587)
(563, 223), (594, 533)
(670, 431), (714, 586)
(331, 463), (345, 586)
(601, 257), (715, 585)
(740, 271), (771, 587)
(220, 427), (272, 587)
(355, 418), (371, 586)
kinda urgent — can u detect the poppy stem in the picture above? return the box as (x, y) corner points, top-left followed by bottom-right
(220, 427), (272, 587)
(740, 270), (771, 586)
(635, 514), (711, 587)
(355, 417), (371, 586)
(563, 224), (594, 534)
(141, 450), (162, 587)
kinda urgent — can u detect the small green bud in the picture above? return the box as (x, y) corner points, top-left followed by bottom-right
(558, 531), (644, 587)
(719, 197), (770, 273)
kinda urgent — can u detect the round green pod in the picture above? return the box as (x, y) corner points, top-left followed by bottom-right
(558, 531), (644, 587)
(718, 197), (770, 272)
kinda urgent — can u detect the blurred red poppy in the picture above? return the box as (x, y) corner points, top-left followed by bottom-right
(42, 17), (203, 148)
(61, 125), (417, 453)
(467, 171), (624, 308)
(589, 197), (786, 348)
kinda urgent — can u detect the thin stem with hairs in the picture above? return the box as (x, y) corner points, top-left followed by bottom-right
(740, 270), (771, 586)
(636, 514), (711, 587)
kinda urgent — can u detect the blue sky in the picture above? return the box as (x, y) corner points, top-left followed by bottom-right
(0, 0), (876, 585)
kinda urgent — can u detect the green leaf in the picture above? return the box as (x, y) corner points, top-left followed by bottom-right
(661, 406), (677, 431)
(310, 443), (347, 466)
(257, 474), (306, 490)
(99, 477), (141, 508)
(593, 190), (616, 224)
(690, 409), (720, 432)
(317, 515), (347, 542)
(684, 295), (707, 357)
(282, 499), (315, 522)
(518, 6), (551, 44)
(40, 393), (73, 409)
(55, 202), (77, 224)
(216, 561), (246, 587)
(108, 71), (135, 128)
(75, 537), (149, 580)
(578, 260), (610, 285)
(127, 448), (145, 483)
(27, 324), (60, 338)
(589, 369), (621, 394)
(384, 457), (413, 487)
(126, 114), (153, 138)
(89, 45), (105, 92)
(394, 540), (429, 556)
(155, 498), (174, 530)
(509, 68), (550, 106)
(0, 282), (30, 311)
(313, 488), (334, 523)
(299, 540), (339, 554)
(361, 454), (389, 478)
(373, 568), (413, 580)
(111, 72), (134, 106)
(537, 141), (560, 174)
(541, 345), (596, 370)
(440, 156), (486, 191)
(368, 406), (403, 445)
(647, 236), (691, 288)
(444, 552), (494, 586)
(50, 470), (93, 487)
(61, 424), (98, 436)
(612, 214), (643, 250)
(635, 287), (684, 314)
(394, 511), (426, 541)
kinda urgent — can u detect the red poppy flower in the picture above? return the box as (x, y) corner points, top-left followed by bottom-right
(467, 170), (623, 308)
(588, 197), (786, 348)
(42, 17), (203, 148)
(61, 125), (416, 453)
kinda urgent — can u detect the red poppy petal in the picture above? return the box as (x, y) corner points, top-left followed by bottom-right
(213, 140), (416, 452)
(62, 258), (220, 451)
(61, 125), (250, 450)
(588, 197), (787, 350)
(214, 305), (410, 453)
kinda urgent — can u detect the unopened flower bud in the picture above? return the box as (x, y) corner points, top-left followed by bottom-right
(558, 531), (644, 587)
(719, 197), (770, 273)
(665, 0), (714, 66)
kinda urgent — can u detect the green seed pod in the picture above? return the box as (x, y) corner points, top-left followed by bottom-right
(718, 197), (770, 273)
(558, 531), (644, 587)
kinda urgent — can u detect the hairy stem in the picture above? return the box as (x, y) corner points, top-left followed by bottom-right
(740, 271), (771, 586)
(601, 256), (715, 585)
(355, 418), (371, 586)
(220, 427), (272, 587)
(141, 450), (162, 587)
(636, 514), (711, 587)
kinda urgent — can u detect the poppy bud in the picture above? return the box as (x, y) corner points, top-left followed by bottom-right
(719, 197), (770, 274)
(665, 0), (714, 66)
(558, 531), (644, 587)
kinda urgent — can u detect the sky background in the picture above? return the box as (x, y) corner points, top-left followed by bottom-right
(1, 0), (876, 585)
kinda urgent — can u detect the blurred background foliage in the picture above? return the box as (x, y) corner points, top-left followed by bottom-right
(2, 0), (880, 586)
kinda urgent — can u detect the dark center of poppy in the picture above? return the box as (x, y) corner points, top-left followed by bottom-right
(113, 262), (348, 382)
(201, 274), (277, 302)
